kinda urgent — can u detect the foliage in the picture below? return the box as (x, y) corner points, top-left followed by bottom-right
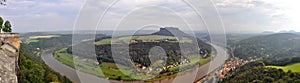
(69, 35), (213, 67)
(264, 57), (300, 66)
(18, 33), (107, 83)
(68, 41), (213, 67)
(18, 44), (73, 83)
(28, 34), (72, 50)
(266, 63), (300, 72)
(0, 17), (3, 29)
(234, 33), (300, 60)
(220, 61), (300, 83)
(3, 21), (12, 32)
(0, 16), (12, 32)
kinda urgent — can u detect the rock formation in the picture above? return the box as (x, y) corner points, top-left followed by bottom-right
(0, 33), (20, 83)
(151, 27), (190, 37)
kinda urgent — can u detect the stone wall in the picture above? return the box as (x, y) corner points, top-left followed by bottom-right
(0, 33), (20, 83)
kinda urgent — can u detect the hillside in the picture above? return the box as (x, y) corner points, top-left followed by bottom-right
(220, 61), (300, 83)
(234, 33), (300, 60)
(151, 27), (190, 37)
(69, 27), (214, 67)
(61, 28), (215, 81)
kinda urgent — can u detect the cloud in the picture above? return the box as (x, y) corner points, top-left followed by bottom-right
(0, 0), (84, 32)
(213, 0), (291, 32)
(0, 0), (297, 33)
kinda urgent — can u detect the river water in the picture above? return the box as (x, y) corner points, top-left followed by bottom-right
(42, 44), (227, 83)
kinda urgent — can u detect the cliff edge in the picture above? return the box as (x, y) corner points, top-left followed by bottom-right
(0, 33), (20, 83)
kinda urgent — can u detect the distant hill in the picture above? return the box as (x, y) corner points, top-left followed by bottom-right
(234, 33), (300, 60)
(151, 27), (190, 37)
(70, 27), (214, 67)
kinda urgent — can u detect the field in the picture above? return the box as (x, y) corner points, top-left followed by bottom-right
(54, 48), (214, 82)
(28, 35), (60, 43)
(29, 35), (60, 39)
(54, 48), (137, 80)
(95, 35), (192, 45)
(266, 63), (300, 72)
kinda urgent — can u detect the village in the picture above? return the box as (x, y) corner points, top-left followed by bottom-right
(196, 56), (260, 83)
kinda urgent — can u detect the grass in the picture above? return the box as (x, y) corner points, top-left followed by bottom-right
(54, 48), (138, 81)
(95, 35), (192, 45)
(29, 35), (60, 39)
(54, 48), (214, 82)
(28, 35), (60, 43)
(266, 63), (300, 72)
(145, 54), (214, 82)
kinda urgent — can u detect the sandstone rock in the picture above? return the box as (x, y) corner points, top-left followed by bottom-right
(0, 33), (19, 83)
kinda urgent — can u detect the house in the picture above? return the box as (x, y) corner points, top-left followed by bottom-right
(160, 39), (169, 42)
(130, 39), (143, 43)
(94, 61), (100, 65)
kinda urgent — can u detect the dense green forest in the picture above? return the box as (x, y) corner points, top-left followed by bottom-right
(234, 33), (300, 60)
(18, 44), (72, 83)
(220, 61), (300, 83)
(67, 36), (213, 67)
(18, 33), (107, 83)
(264, 57), (300, 66)
(223, 33), (300, 82)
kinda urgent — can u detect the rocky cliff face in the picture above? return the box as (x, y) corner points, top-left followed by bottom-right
(0, 33), (20, 83)
(151, 27), (189, 37)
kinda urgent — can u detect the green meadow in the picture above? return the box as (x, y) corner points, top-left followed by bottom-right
(54, 48), (214, 82)
(95, 35), (192, 45)
(266, 63), (300, 73)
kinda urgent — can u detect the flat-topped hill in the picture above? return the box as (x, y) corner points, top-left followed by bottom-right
(151, 27), (189, 37)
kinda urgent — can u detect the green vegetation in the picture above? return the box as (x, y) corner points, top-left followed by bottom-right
(225, 33), (300, 82)
(54, 48), (136, 81)
(18, 44), (72, 83)
(266, 63), (300, 72)
(234, 33), (300, 60)
(0, 16), (12, 32)
(66, 32), (214, 82)
(95, 35), (191, 45)
(54, 48), (76, 68)
(18, 33), (103, 83)
(56, 47), (214, 82)
(221, 61), (300, 83)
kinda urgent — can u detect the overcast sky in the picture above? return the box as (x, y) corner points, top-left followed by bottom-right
(0, 0), (299, 33)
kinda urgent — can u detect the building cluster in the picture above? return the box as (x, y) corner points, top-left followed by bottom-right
(130, 38), (178, 44)
(134, 59), (190, 74)
(215, 58), (259, 81)
(216, 59), (244, 80)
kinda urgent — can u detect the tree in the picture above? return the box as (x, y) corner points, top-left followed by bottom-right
(0, 17), (3, 32)
(3, 21), (12, 32)
(0, 16), (12, 32)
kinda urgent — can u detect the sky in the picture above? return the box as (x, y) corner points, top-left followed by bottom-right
(0, 0), (299, 33)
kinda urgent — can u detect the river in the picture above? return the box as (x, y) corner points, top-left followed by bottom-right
(42, 44), (228, 83)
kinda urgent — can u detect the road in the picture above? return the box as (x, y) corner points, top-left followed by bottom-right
(42, 44), (228, 83)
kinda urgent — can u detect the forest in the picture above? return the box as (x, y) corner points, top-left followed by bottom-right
(233, 33), (300, 60)
(18, 33), (110, 83)
(18, 44), (72, 83)
(67, 36), (213, 67)
(220, 61), (300, 83)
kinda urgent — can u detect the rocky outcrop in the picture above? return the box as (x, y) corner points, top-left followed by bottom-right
(0, 33), (20, 83)
(151, 27), (189, 37)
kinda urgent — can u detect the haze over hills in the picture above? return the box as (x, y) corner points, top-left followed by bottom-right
(234, 33), (300, 60)
(152, 27), (190, 37)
